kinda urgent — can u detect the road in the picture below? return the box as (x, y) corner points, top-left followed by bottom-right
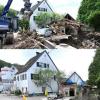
(0, 94), (73, 100)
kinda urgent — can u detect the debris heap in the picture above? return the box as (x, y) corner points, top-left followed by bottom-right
(49, 19), (100, 49)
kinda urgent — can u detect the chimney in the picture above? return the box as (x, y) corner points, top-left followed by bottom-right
(37, 1), (41, 3)
(36, 52), (40, 55)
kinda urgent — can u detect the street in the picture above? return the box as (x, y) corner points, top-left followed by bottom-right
(0, 94), (73, 100)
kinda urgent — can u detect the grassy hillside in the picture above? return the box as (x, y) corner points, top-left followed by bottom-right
(0, 59), (21, 69)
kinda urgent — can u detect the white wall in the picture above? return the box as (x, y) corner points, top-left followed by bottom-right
(30, 0), (53, 31)
(15, 72), (28, 93)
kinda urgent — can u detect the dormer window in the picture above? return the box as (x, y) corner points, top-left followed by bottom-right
(37, 62), (49, 68)
(38, 7), (47, 12)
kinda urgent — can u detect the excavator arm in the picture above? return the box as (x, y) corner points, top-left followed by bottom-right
(1, 0), (13, 16)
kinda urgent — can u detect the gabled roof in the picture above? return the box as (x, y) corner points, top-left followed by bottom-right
(17, 50), (58, 74)
(66, 72), (85, 86)
(65, 14), (75, 21)
(31, 0), (53, 13)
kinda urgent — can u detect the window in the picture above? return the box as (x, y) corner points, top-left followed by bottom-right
(14, 77), (16, 81)
(31, 74), (39, 80)
(38, 7), (47, 12)
(24, 74), (27, 80)
(37, 62), (40, 67)
(37, 62), (49, 68)
(17, 76), (19, 81)
(38, 7), (40, 11)
(20, 74), (27, 80)
(34, 16), (37, 20)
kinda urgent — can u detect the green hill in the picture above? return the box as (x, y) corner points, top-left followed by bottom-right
(0, 59), (21, 69)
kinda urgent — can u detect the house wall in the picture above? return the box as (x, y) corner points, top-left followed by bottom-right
(15, 72), (28, 93)
(15, 52), (58, 94)
(30, 0), (53, 31)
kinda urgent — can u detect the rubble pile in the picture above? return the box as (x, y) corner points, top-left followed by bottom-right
(13, 31), (42, 49)
(3, 18), (100, 49)
(49, 19), (100, 49)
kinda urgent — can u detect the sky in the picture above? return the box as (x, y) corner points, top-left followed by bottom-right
(0, 49), (96, 81)
(0, 0), (82, 18)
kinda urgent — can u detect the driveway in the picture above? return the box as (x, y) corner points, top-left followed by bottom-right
(0, 94), (73, 100)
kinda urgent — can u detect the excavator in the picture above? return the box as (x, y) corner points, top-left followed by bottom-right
(0, 0), (18, 48)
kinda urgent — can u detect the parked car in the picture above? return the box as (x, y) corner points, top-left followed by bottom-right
(47, 93), (57, 100)
(37, 28), (53, 37)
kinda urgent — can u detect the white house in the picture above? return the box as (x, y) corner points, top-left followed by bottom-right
(14, 51), (58, 95)
(0, 66), (18, 91)
(30, 0), (54, 31)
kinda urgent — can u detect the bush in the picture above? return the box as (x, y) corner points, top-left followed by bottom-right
(88, 11), (100, 31)
(19, 18), (29, 30)
(14, 89), (22, 96)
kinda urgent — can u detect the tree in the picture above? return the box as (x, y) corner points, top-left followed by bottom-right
(96, 75), (100, 88)
(88, 49), (100, 87)
(0, 60), (12, 68)
(33, 69), (66, 93)
(54, 71), (66, 93)
(35, 12), (64, 27)
(77, 0), (100, 31)
(87, 11), (100, 31)
(0, 5), (17, 17)
(18, 18), (29, 30)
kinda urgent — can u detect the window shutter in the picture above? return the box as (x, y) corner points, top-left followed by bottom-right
(37, 62), (39, 67)
(31, 74), (33, 79)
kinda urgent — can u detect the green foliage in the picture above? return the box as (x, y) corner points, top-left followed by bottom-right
(34, 69), (65, 93)
(96, 76), (100, 88)
(14, 89), (22, 96)
(35, 12), (63, 27)
(87, 11), (100, 31)
(7, 8), (17, 17)
(35, 69), (54, 86)
(0, 60), (22, 69)
(88, 49), (100, 88)
(0, 5), (17, 17)
(19, 18), (29, 30)
(0, 60), (12, 68)
(0, 5), (4, 15)
(77, 0), (100, 31)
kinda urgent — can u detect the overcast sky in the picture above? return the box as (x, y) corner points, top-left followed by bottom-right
(0, 0), (82, 18)
(0, 49), (95, 81)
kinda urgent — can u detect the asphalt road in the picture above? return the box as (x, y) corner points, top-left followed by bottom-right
(0, 94), (72, 100)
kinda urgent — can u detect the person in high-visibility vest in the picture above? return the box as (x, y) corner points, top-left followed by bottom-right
(22, 95), (27, 100)
(45, 88), (48, 97)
